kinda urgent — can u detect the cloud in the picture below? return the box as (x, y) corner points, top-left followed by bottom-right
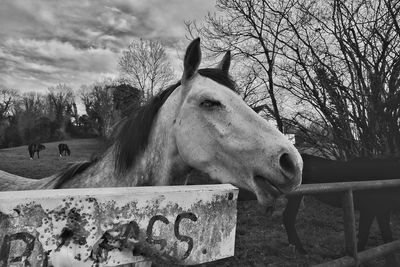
(0, 38), (118, 90)
(0, 0), (216, 98)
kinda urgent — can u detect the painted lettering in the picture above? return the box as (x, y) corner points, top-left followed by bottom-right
(146, 215), (169, 250)
(174, 212), (198, 259)
(1, 212), (199, 264)
(0, 232), (35, 267)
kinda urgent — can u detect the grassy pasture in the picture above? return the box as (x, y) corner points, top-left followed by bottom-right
(0, 138), (398, 266)
(0, 138), (103, 179)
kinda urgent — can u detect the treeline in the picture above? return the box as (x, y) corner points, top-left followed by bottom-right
(0, 82), (141, 148)
(0, 84), (75, 148)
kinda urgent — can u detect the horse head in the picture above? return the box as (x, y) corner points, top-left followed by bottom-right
(168, 38), (303, 207)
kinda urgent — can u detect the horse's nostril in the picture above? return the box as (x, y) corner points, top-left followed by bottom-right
(279, 153), (296, 177)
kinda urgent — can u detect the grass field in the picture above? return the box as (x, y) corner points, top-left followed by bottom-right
(0, 138), (104, 179)
(0, 138), (399, 266)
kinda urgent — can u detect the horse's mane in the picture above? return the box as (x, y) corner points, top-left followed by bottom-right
(114, 81), (180, 174)
(53, 68), (236, 187)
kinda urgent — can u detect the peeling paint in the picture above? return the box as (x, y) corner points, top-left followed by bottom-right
(0, 184), (238, 266)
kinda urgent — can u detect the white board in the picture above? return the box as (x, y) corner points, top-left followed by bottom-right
(0, 184), (238, 266)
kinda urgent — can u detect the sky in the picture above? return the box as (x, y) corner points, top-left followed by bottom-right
(0, 0), (217, 96)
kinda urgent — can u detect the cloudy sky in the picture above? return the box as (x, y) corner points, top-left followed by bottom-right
(0, 0), (217, 95)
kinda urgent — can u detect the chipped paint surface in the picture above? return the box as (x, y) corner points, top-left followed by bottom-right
(0, 184), (238, 266)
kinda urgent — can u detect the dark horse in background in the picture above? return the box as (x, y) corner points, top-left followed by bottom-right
(283, 154), (400, 266)
(28, 143), (46, 159)
(58, 143), (71, 157)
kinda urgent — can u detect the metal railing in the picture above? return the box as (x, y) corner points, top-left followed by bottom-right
(288, 179), (400, 267)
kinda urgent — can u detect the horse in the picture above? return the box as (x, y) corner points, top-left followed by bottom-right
(58, 143), (71, 157)
(28, 143), (46, 159)
(0, 38), (303, 266)
(283, 154), (400, 266)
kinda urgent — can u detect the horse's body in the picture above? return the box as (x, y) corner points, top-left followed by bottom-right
(28, 143), (46, 159)
(283, 154), (400, 265)
(58, 143), (71, 157)
(0, 39), (303, 266)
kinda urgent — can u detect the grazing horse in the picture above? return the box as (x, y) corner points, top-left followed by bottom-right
(28, 143), (46, 159)
(283, 154), (400, 266)
(58, 143), (71, 157)
(0, 39), (303, 266)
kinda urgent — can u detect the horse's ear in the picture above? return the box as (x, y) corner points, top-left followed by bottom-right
(217, 51), (231, 74)
(182, 38), (201, 83)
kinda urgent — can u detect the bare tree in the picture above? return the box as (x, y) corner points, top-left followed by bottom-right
(0, 87), (19, 147)
(186, 0), (298, 131)
(47, 83), (75, 135)
(236, 66), (268, 109)
(0, 87), (18, 121)
(118, 39), (175, 101)
(188, 0), (400, 158)
(385, 0), (400, 36)
(80, 80), (116, 138)
(271, 0), (400, 158)
(17, 92), (46, 116)
(232, 63), (275, 119)
(12, 92), (48, 143)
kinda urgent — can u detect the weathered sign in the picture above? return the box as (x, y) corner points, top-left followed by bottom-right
(0, 184), (238, 266)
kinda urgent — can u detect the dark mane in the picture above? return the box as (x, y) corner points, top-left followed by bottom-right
(114, 81), (180, 173)
(198, 68), (236, 91)
(114, 68), (236, 174)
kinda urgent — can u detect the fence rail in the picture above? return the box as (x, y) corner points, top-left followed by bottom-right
(288, 179), (400, 195)
(288, 179), (400, 267)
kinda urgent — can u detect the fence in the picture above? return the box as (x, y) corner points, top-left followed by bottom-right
(2, 179), (400, 266)
(0, 184), (238, 267)
(288, 179), (400, 267)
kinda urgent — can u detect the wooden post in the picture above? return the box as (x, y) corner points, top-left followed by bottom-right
(342, 190), (358, 266)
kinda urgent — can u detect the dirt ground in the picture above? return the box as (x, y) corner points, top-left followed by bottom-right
(1, 139), (399, 266)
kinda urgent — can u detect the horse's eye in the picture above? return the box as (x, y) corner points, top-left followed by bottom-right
(200, 99), (222, 108)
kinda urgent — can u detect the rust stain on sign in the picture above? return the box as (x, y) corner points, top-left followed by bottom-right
(0, 184), (238, 266)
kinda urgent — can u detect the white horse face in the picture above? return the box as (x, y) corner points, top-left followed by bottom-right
(173, 39), (303, 207)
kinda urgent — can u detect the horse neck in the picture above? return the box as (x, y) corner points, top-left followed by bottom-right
(60, 103), (190, 188)
(125, 129), (189, 186)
